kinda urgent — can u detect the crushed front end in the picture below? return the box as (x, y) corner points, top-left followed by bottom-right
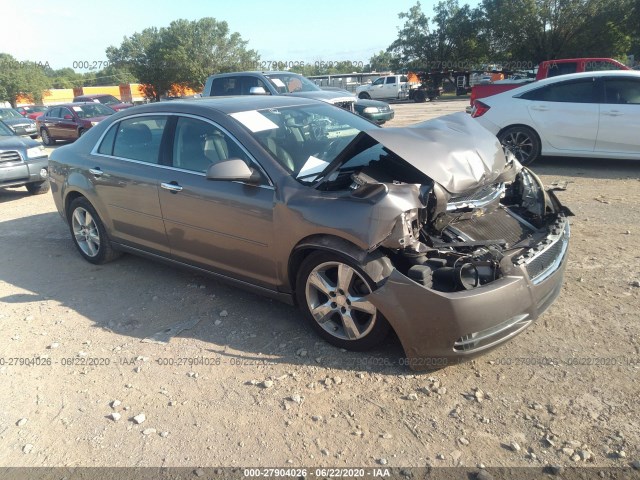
(365, 160), (571, 369)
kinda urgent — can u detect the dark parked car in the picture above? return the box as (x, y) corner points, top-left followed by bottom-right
(0, 108), (38, 139)
(354, 98), (394, 124)
(0, 120), (49, 194)
(73, 94), (133, 112)
(49, 96), (570, 368)
(203, 71), (357, 111)
(38, 103), (115, 145)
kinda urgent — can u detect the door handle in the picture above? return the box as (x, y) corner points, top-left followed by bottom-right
(161, 182), (183, 193)
(602, 110), (623, 117)
(89, 168), (103, 177)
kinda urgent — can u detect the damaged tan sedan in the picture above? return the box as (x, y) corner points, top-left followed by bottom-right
(49, 96), (570, 369)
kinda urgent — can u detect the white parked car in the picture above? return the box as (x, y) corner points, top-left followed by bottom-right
(471, 71), (640, 165)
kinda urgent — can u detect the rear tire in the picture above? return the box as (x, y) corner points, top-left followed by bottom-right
(67, 197), (121, 264)
(296, 251), (390, 351)
(498, 125), (541, 166)
(414, 90), (426, 103)
(40, 128), (55, 146)
(26, 180), (50, 195)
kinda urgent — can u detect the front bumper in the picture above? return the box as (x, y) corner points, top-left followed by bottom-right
(361, 110), (395, 124)
(368, 212), (570, 371)
(0, 156), (49, 187)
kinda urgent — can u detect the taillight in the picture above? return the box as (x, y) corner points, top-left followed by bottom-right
(471, 101), (490, 118)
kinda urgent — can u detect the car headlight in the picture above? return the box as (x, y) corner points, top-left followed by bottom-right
(91, 121), (98, 126)
(363, 107), (379, 114)
(26, 145), (45, 158)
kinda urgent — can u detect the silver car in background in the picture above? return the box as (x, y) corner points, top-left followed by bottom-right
(49, 96), (570, 369)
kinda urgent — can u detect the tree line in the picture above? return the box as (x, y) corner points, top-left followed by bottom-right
(1, 1), (638, 106)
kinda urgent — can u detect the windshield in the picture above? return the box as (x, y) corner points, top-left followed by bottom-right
(264, 73), (321, 94)
(229, 103), (377, 183)
(72, 104), (115, 118)
(96, 95), (121, 105)
(0, 120), (15, 136)
(0, 109), (23, 120)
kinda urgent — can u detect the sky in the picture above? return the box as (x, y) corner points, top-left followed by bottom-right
(0, 0), (474, 73)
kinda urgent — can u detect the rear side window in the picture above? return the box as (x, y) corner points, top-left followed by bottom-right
(547, 62), (578, 77)
(603, 78), (640, 104)
(520, 79), (598, 103)
(385, 77), (396, 84)
(210, 77), (239, 96)
(110, 116), (167, 164)
(97, 123), (118, 155)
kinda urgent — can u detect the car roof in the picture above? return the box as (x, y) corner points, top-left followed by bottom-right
(208, 71), (299, 78)
(532, 69), (640, 86)
(110, 95), (323, 116)
(46, 102), (99, 108)
(75, 94), (113, 99)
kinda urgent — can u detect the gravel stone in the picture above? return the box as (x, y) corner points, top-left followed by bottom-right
(219, 310), (228, 317)
(142, 428), (156, 435)
(111, 400), (121, 408)
(109, 412), (121, 421)
(160, 431), (169, 438)
(16, 418), (27, 427)
(47, 343), (59, 349)
(405, 393), (418, 401)
(22, 444), (33, 454)
(459, 437), (470, 445)
(133, 413), (146, 424)
(510, 441), (521, 452)
(378, 458), (388, 465)
(261, 380), (274, 388)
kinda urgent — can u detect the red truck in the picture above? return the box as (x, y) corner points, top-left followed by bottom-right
(469, 58), (630, 107)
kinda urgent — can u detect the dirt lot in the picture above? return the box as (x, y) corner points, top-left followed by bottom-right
(1, 99), (639, 473)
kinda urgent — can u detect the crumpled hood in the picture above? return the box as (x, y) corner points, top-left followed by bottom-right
(364, 112), (506, 194)
(285, 90), (355, 105)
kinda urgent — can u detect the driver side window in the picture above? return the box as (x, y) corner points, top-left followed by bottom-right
(172, 117), (258, 177)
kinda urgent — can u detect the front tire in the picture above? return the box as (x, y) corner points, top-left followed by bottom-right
(358, 92), (371, 99)
(498, 125), (541, 166)
(67, 197), (121, 264)
(25, 180), (50, 195)
(296, 251), (390, 351)
(414, 90), (426, 103)
(40, 128), (55, 146)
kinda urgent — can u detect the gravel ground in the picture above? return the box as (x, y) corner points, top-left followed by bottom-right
(0, 99), (639, 471)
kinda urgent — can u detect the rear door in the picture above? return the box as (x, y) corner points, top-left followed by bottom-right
(595, 76), (640, 155)
(157, 115), (277, 287)
(91, 115), (171, 255)
(382, 76), (398, 98)
(521, 77), (600, 152)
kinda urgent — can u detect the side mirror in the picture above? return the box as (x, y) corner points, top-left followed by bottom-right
(206, 159), (262, 184)
(64, 114), (73, 120)
(249, 86), (268, 95)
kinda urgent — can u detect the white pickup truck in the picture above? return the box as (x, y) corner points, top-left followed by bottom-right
(355, 75), (415, 100)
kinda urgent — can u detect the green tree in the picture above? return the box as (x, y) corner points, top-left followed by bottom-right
(387, 2), (434, 69)
(367, 50), (401, 72)
(106, 18), (259, 101)
(0, 53), (50, 106)
(480, 0), (634, 63)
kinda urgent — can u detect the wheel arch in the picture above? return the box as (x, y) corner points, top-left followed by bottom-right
(287, 234), (394, 297)
(497, 123), (542, 144)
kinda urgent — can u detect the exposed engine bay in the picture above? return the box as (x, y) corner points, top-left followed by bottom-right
(317, 146), (570, 294)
